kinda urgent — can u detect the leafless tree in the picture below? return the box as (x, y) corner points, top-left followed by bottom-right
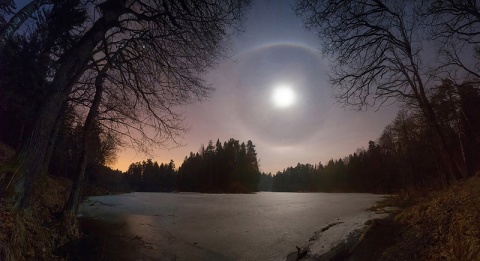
(294, 0), (463, 183)
(11, 0), (250, 210)
(65, 24), (215, 212)
(0, 0), (52, 46)
(426, 0), (480, 86)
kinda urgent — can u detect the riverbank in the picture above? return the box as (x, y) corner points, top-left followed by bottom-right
(284, 175), (480, 260)
(0, 175), (79, 261)
(0, 172), (124, 261)
(348, 175), (480, 261)
(56, 217), (155, 261)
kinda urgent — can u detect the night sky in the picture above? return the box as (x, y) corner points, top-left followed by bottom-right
(114, 0), (399, 173)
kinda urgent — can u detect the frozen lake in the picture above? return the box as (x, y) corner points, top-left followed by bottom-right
(79, 192), (385, 260)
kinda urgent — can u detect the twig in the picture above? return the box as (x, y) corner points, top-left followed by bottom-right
(89, 201), (116, 206)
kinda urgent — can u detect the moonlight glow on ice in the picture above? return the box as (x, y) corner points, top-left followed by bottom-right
(272, 85), (296, 108)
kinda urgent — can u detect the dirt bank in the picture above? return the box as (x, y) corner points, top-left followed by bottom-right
(0, 175), (78, 261)
(349, 175), (480, 261)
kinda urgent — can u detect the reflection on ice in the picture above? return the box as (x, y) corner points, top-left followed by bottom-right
(79, 192), (385, 261)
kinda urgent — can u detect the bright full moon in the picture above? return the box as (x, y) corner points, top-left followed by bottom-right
(272, 85), (296, 108)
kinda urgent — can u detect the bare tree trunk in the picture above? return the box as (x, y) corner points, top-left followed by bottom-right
(14, 91), (70, 209)
(422, 101), (464, 182)
(401, 119), (417, 190)
(408, 34), (464, 183)
(452, 105), (469, 177)
(14, 121), (25, 152)
(65, 72), (104, 214)
(12, 1), (125, 210)
(41, 101), (68, 177)
(0, 0), (52, 47)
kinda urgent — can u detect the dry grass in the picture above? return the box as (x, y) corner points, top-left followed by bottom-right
(0, 142), (81, 260)
(380, 176), (480, 261)
(0, 175), (78, 261)
(0, 143), (17, 196)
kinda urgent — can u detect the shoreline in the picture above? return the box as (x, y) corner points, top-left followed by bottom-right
(58, 217), (152, 260)
(286, 208), (397, 261)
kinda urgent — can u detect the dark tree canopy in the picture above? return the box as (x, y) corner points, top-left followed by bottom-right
(294, 0), (430, 109)
(0, 0), (251, 209)
(125, 159), (176, 192)
(294, 0), (477, 183)
(177, 138), (261, 193)
(426, 0), (480, 85)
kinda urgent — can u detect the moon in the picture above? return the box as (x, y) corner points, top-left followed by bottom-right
(272, 85), (296, 108)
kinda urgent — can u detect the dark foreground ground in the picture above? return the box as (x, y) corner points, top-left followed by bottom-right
(66, 217), (183, 261)
(58, 217), (149, 261)
(346, 218), (397, 261)
(352, 175), (480, 261)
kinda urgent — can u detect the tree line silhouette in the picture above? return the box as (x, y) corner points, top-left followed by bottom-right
(121, 139), (261, 193)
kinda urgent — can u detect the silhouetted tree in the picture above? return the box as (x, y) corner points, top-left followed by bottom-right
(175, 138), (260, 193)
(295, 0), (462, 183)
(427, 0), (480, 85)
(0, 0), (53, 47)
(7, 0), (250, 210)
